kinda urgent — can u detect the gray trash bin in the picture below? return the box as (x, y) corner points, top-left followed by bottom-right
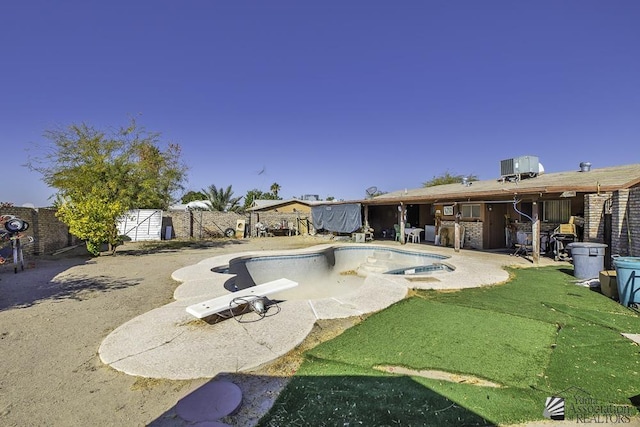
(567, 242), (608, 280)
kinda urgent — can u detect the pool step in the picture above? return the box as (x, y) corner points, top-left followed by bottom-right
(372, 250), (391, 260)
(357, 251), (403, 276)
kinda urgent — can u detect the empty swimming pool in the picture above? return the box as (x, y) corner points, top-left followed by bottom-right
(222, 245), (450, 300)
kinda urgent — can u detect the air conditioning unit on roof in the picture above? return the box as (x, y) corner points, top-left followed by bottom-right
(501, 156), (540, 179)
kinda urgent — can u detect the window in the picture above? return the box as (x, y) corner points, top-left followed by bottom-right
(543, 200), (571, 223)
(460, 204), (481, 219)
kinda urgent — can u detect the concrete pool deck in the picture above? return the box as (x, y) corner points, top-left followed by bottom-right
(98, 241), (559, 380)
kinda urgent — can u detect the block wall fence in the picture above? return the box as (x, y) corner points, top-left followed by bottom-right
(0, 207), (79, 256)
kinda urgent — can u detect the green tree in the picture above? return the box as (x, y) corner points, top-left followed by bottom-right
(202, 184), (243, 212)
(27, 119), (187, 254)
(423, 171), (478, 187)
(181, 190), (207, 203)
(56, 193), (124, 256)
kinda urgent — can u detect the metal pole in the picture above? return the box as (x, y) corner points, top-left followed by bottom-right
(532, 201), (540, 264)
(454, 212), (461, 252)
(399, 203), (406, 244)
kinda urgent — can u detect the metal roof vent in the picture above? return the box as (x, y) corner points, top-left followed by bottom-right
(579, 162), (592, 172)
(461, 176), (472, 186)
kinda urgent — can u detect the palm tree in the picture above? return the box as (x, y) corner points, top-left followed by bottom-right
(270, 182), (281, 198)
(201, 184), (242, 212)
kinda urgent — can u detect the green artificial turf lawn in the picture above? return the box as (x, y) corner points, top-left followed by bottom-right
(258, 266), (640, 426)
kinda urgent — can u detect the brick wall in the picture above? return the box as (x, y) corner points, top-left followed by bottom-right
(610, 188), (640, 257)
(611, 190), (630, 256)
(441, 220), (482, 249)
(462, 221), (483, 249)
(584, 192), (612, 242)
(0, 207), (78, 256)
(162, 210), (316, 239)
(631, 187), (640, 257)
(164, 210), (248, 239)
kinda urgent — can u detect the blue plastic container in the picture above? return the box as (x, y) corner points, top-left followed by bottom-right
(613, 257), (640, 307)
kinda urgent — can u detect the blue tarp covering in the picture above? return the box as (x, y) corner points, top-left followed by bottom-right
(312, 203), (362, 233)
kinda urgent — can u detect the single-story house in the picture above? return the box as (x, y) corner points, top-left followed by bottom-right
(247, 198), (321, 236)
(362, 160), (640, 262)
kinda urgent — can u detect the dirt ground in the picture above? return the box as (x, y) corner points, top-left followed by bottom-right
(0, 235), (353, 427)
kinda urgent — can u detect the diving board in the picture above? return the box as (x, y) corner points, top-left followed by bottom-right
(186, 278), (299, 319)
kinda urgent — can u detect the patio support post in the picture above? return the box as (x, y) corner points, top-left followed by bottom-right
(364, 204), (369, 230)
(532, 201), (540, 263)
(454, 211), (461, 252)
(399, 203), (406, 244)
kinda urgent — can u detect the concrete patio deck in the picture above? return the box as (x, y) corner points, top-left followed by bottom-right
(98, 242), (559, 380)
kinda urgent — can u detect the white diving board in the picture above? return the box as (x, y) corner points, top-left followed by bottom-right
(186, 278), (299, 319)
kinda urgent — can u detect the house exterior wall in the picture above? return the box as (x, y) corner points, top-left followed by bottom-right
(267, 202), (312, 213)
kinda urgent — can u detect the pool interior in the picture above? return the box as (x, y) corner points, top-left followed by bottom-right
(214, 246), (451, 300)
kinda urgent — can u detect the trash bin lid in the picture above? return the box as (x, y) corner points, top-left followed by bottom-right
(566, 242), (608, 249)
(566, 242), (607, 256)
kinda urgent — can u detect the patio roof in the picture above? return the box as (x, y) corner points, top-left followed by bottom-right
(366, 163), (640, 205)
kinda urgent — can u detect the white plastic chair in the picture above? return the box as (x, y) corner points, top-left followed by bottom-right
(408, 229), (421, 243)
(256, 222), (268, 237)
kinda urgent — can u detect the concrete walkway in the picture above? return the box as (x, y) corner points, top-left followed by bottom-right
(99, 242), (559, 380)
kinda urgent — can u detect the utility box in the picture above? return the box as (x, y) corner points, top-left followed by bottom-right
(599, 270), (618, 300)
(235, 219), (246, 238)
(500, 156), (540, 178)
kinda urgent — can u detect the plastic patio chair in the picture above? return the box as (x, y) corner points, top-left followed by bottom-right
(393, 224), (401, 241)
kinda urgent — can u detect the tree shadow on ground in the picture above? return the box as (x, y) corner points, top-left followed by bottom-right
(113, 238), (250, 257)
(148, 373), (494, 427)
(0, 256), (140, 311)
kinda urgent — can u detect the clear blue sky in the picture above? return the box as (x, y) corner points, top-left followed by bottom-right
(2, 1), (639, 207)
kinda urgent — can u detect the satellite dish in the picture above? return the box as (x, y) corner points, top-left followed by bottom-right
(365, 186), (378, 198)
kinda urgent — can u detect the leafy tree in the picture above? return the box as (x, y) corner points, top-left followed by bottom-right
(56, 193), (124, 256)
(423, 171), (478, 187)
(27, 119), (187, 254)
(202, 184), (243, 212)
(181, 190), (207, 203)
(242, 188), (280, 210)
